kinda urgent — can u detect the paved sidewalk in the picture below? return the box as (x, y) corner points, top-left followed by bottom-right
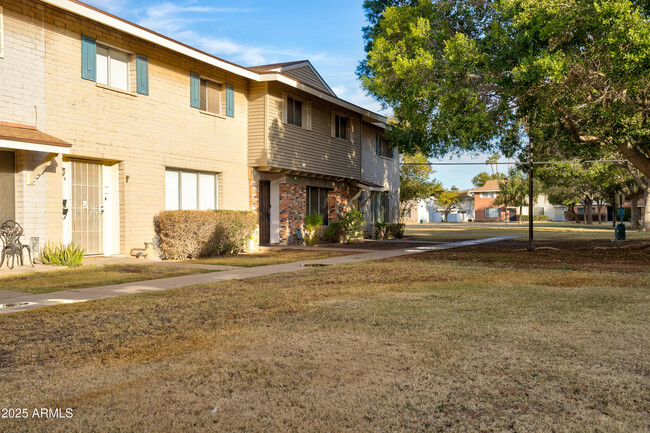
(0, 237), (514, 315)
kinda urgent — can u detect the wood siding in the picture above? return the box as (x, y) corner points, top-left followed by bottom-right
(283, 66), (333, 95)
(262, 82), (361, 180)
(248, 81), (267, 166)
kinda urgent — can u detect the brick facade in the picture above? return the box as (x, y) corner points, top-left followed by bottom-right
(279, 183), (306, 244)
(327, 187), (352, 223)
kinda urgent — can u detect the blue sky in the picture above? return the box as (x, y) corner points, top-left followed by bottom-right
(85, 0), (504, 190)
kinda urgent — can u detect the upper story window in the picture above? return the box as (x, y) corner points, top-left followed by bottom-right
(334, 114), (348, 140)
(282, 92), (311, 130)
(480, 192), (496, 199)
(200, 79), (222, 115)
(287, 97), (303, 127)
(376, 135), (392, 158)
(81, 36), (149, 95)
(96, 44), (130, 91)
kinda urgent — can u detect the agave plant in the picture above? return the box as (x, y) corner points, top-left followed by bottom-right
(40, 242), (86, 267)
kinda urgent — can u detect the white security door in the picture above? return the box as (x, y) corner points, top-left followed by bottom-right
(70, 160), (104, 255)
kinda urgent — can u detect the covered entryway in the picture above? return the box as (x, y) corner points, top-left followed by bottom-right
(70, 160), (104, 255)
(0, 151), (15, 222)
(259, 181), (271, 244)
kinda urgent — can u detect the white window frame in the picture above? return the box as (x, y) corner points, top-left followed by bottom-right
(0, 6), (4, 59)
(96, 42), (131, 91)
(165, 168), (219, 211)
(485, 208), (500, 218)
(282, 92), (311, 130)
(200, 77), (223, 116)
(480, 192), (496, 199)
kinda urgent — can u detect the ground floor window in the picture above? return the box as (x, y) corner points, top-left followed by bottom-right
(165, 168), (218, 211)
(371, 192), (389, 223)
(485, 207), (501, 218)
(306, 186), (330, 225)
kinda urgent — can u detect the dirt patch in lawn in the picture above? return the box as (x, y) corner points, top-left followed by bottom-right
(189, 249), (353, 267)
(317, 240), (444, 250)
(394, 239), (650, 272)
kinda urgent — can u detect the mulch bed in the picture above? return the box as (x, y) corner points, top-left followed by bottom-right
(390, 239), (650, 272)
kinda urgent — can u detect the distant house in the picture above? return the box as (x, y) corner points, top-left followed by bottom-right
(468, 180), (508, 221)
(403, 190), (474, 223)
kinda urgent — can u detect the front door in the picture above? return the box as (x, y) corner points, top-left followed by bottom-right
(70, 160), (104, 254)
(259, 181), (270, 244)
(0, 151), (15, 223)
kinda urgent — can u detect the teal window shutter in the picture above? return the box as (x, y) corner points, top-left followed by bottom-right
(190, 73), (200, 108)
(376, 135), (380, 156)
(136, 55), (149, 95)
(226, 85), (235, 117)
(81, 35), (97, 81)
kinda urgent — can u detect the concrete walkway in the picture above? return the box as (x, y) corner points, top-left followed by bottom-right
(0, 236), (514, 315)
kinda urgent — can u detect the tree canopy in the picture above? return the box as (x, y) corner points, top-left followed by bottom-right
(359, 0), (650, 177)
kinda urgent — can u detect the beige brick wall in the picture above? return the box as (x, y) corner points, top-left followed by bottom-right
(0, 0), (46, 130)
(38, 3), (250, 253)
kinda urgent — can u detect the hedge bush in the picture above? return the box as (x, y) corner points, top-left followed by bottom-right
(520, 215), (549, 222)
(155, 210), (257, 260)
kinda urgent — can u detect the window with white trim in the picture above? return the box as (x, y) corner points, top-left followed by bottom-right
(480, 192), (496, 198)
(96, 44), (130, 91)
(200, 78), (222, 115)
(334, 114), (348, 140)
(165, 168), (219, 211)
(485, 208), (500, 218)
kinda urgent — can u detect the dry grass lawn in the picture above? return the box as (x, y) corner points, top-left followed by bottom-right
(0, 264), (212, 294)
(0, 248), (648, 432)
(189, 248), (351, 267)
(406, 221), (650, 241)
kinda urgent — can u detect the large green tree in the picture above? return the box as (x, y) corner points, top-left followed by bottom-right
(359, 0), (650, 179)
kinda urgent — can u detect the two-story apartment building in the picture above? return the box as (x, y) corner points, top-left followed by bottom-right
(0, 0), (398, 254)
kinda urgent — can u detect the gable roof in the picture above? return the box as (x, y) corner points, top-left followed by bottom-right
(468, 179), (502, 193)
(39, 0), (385, 124)
(250, 60), (336, 96)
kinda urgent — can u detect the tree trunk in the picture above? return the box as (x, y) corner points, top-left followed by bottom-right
(641, 186), (650, 232)
(583, 198), (593, 225)
(630, 196), (639, 229)
(596, 201), (602, 224)
(519, 205), (522, 224)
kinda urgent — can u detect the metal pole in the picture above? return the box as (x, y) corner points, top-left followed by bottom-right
(528, 140), (535, 251)
(504, 179), (508, 225)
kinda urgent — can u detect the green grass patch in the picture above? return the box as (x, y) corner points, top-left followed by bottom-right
(0, 264), (213, 294)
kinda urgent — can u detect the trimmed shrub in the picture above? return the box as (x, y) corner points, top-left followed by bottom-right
(41, 242), (85, 267)
(323, 221), (345, 243)
(304, 212), (324, 246)
(388, 223), (406, 239)
(341, 209), (364, 242)
(374, 222), (388, 239)
(155, 210), (257, 260)
(521, 215), (549, 222)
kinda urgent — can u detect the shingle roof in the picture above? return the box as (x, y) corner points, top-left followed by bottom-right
(0, 123), (72, 148)
(468, 179), (502, 193)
